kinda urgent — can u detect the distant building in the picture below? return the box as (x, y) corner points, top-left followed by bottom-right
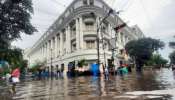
(131, 25), (145, 38)
(25, 0), (144, 74)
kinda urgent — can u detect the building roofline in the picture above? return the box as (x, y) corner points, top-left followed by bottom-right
(28, 0), (144, 55)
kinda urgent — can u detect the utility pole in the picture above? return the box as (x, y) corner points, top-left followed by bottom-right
(111, 15), (119, 75)
(102, 34), (107, 68)
(96, 9), (114, 65)
(109, 11), (125, 75)
(97, 28), (100, 65)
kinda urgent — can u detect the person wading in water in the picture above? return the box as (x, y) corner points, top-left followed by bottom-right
(11, 68), (20, 94)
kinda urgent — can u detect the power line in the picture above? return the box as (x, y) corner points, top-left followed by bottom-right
(32, 16), (55, 21)
(51, 0), (66, 8)
(112, 0), (117, 9)
(113, 0), (120, 11)
(113, 0), (129, 11)
(32, 0), (66, 17)
(35, 8), (59, 16)
(120, 0), (130, 10)
(123, 0), (136, 12)
(31, 0), (68, 33)
(139, 0), (153, 27)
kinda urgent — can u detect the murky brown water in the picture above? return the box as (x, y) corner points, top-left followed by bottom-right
(1, 68), (175, 100)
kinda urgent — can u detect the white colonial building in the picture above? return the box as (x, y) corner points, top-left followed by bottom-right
(25, 0), (144, 74)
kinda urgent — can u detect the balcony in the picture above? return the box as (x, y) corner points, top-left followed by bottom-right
(83, 30), (96, 36)
(84, 17), (95, 23)
(71, 31), (76, 40)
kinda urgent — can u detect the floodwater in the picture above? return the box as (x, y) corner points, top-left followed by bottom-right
(1, 68), (175, 100)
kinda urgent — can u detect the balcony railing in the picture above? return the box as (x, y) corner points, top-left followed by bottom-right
(71, 35), (76, 40)
(83, 30), (96, 36)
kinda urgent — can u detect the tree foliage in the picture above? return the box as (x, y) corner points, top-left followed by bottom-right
(169, 42), (175, 49)
(28, 60), (46, 73)
(147, 54), (168, 67)
(0, 47), (28, 76)
(169, 36), (175, 64)
(169, 36), (175, 49)
(77, 59), (88, 68)
(125, 38), (165, 70)
(0, 0), (37, 48)
(169, 51), (175, 64)
(0, 47), (23, 66)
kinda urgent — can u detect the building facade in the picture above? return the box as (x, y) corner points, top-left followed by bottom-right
(25, 0), (144, 74)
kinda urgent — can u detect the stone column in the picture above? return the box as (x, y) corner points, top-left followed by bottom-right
(48, 40), (51, 59)
(42, 46), (43, 55)
(45, 43), (47, 61)
(47, 42), (49, 61)
(66, 25), (71, 53)
(79, 17), (84, 49)
(60, 32), (63, 56)
(42, 47), (43, 56)
(76, 18), (80, 50)
(108, 24), (111, 36)
(46, 42), (49, 61)
(43, 46), (44, 57)
(55, 35), (58, 58)
(51, 38), (53, 58)
(43, 45), (45, 60)
(39, 47), (41, 59)
(43, 45), (44, 58)
(66, 26), (68, 53)
(40, 45), (44, 60)
(54, 37), (56, 58)
(57, 34), (60, 56)
(118, 32), (121, 43)
(68, 26), (71, 53)
(126, 36), (129, 44)
(123, 34), (125, 46)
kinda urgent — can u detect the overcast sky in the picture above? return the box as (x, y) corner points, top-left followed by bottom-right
(12, 0), (175, 59)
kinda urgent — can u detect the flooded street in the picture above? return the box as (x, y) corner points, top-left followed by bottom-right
(1, 68), (175, 100)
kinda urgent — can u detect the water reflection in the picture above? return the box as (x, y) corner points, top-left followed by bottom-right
(0, 68), (175, 100)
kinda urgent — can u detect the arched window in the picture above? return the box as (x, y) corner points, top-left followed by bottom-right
(83, 0), (88, 5)
(89, 0), (94, 5)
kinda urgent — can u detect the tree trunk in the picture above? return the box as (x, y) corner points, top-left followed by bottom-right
(136, 60), (143, 72)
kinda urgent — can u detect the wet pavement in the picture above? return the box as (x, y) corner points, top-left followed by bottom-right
(1, 68), (175, 100)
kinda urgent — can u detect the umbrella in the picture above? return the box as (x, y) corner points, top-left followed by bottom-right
(11, 68), (20, 78)
(0, 60), (9, 68)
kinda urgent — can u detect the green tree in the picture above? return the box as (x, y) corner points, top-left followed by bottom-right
(0, 0), (36, 75)
(169, 36), (175, 49)
(0, 0), (37, 48)
(125, 38), (165, 72)
(77, 59), (88, 68)
(28, 60), (46, 73)
(0, 47), (28, 76)
(147, 54), (168, 67)
(0, 47), (23, 66)
(169, 51), (175, 64)
(169, 36), (175, 65)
